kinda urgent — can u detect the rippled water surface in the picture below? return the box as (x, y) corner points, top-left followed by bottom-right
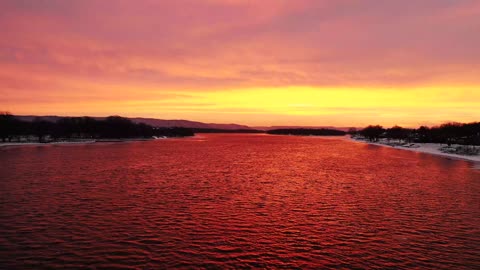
(1, 134), (479, 269)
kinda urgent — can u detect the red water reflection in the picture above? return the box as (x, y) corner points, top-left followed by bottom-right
(1, 134), (479, 268)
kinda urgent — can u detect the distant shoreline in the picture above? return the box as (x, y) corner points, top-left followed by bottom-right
(0, 138), (171, 148)
(349, 136), (480, 163)
(267, 128), (346, 136)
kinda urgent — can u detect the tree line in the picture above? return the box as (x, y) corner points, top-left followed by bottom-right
(357, 122), (480, 145)
(0, 113), (194, 142)
(267, 128), (346, 136)
(192, 128), (263, 133)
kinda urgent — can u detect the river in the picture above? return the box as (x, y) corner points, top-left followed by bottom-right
(1, 134), (479, 269)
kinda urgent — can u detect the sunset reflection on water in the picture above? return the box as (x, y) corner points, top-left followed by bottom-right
(1, 134), (479, 268)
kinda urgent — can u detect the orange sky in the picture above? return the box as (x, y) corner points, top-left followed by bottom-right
(1, 0), (479, 127)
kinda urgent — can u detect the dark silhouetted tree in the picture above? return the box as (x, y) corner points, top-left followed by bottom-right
(1, 114), (194, 142)
(360, 125), (385, 141)
(31, 117), (54, 142)
(0, 112), (13, 142)
(386, 126), (411, 141)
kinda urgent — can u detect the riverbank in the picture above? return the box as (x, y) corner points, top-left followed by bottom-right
(0, 138), (166, 148)
(350, 136), (480, 163)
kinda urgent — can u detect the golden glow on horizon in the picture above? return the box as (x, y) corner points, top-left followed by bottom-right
(3, 85), (479, 127)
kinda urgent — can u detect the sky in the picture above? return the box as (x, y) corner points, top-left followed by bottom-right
(1, 0), (479, 127)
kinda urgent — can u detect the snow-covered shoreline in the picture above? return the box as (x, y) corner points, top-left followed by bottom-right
(0, 139), (152, 148)
(0, 141), (101, 148)
(0, 136), (195, 148)
(349, 136), (480, 163)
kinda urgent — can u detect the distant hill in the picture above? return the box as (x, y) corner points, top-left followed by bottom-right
(14, 115), (254, 130)
(15, 115), (69, 123)
(129, 117), (253, 130)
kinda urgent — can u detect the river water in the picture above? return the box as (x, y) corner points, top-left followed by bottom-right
(1, 134), (479, 269)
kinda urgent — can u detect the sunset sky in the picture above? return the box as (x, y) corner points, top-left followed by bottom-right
(1, 0), (479, 127)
